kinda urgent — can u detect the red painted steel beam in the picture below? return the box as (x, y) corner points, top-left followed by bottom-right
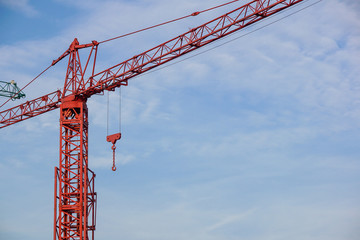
(0, 90), (61, 128)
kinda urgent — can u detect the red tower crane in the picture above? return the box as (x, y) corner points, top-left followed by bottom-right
(0, 0), (305, 239)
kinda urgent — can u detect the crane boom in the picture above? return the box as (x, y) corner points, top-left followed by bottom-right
(0, 0), (302, 129)
(76, 0), (303, 98)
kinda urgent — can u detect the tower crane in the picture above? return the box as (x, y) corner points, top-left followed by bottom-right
(0, 0), (306, 239)
(0, 80), (25, 99)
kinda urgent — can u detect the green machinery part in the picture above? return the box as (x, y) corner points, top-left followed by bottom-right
(0, 80), (26, 100)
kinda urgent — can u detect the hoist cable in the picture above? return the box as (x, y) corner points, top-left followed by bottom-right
(107, 90), (110, 136)
(118, 87), (122, 133)
(106, 89), (122, 134)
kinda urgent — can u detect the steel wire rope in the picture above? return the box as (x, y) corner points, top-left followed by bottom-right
(119, 87), (122, 133)
(0, 64), (53, 109)
(98, 0), (243, 44)
(106, 88), (122, 135)
(107, 90), (110, 136)
(130, 0), (322, 79)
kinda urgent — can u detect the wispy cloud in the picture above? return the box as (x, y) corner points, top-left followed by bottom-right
(205, 209), (256, 232)
(0, 0), (38, 17)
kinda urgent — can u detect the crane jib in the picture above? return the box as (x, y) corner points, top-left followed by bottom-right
(82, 0), (302, 98)
(0, 0), (304, 128)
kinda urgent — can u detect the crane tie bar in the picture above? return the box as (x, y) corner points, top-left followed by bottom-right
(99, 0), (241, 44)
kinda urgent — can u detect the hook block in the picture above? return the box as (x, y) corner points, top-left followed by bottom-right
(106, 133), (121, 145)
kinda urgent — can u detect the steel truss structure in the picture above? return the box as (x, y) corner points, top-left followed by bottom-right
(54, 99), (96, 240)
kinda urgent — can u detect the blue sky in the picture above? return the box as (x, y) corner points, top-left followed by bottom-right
(0, 0), (360, 240)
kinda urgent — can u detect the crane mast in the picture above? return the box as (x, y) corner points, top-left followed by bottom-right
(53, 39), (98, 240)
(0, 1), (305, 239)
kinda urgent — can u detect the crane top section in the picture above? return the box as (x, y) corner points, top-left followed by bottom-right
(0, 0), (305, 129)
(51, 38), (99, 67)
(0, 80), (26, 100)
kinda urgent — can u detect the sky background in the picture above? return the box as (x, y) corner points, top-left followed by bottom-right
(0, 0), (360, 240)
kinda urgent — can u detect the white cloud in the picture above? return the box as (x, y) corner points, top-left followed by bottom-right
(0, 0), (38, 17)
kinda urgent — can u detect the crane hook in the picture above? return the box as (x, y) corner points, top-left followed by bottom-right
(111, 145), (117, 171)
(106, 133), (121, 171)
